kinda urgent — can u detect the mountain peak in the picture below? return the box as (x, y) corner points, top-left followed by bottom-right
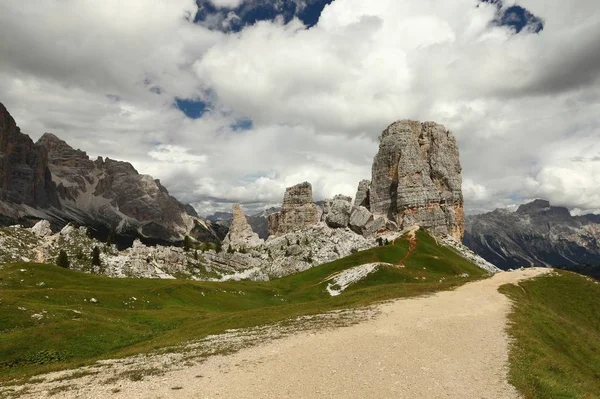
(516, 199), (551, 214)
(516, 199), (571, 219)
(37, 132), (91, 167)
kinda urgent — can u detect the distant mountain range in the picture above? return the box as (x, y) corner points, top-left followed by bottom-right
(464, 199), (600, 279)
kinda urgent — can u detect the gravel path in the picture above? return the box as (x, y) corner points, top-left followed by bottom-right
(9, 268), (549, 399)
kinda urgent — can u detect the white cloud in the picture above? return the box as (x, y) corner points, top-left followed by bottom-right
(209, 0), (246, 7)
(1, 0), (599, 216)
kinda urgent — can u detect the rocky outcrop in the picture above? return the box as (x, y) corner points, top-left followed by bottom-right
(464, 199), (600, 279)
(31, 219), (52, 237)
(369, 120), (464, 240)
(268, 182), (319, 236)
(0, 103), (59, 211)
(319, 195), (385, 238)
(354, 180), (370, 208)
(325, 195), (352, 228)
(222, 204), (263, 249)
(0, 103), (218, 244)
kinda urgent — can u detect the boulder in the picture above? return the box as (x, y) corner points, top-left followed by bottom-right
(369, 120), (464, 240)
(348, 207), (387, 237)
(30, 220), (52, 237)
(349, 206), (373, 235)
(325, 195), (352, 228)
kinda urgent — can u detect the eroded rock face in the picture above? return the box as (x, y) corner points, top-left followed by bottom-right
(223, 204), (263, 250)
(0, 104), (59, 210)
(369, 120), (464, 240)
(268, 182), (319, 236)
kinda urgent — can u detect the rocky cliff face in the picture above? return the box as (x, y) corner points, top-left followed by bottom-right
(0, 103), (218, 243)
(368, 120), (464, 240)
(464, 199), (600, 279)
(268, 182), (320, 236)
(0, 104), (59, 213)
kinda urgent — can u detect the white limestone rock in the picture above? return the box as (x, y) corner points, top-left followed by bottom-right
(30, 220), (52, 237)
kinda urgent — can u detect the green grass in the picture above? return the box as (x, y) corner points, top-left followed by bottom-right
(0, 230), (487, 382)
(500, 271), (600, 398)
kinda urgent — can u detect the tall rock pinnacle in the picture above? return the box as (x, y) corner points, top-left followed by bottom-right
(223, 204), (263, 249)
(368, 120), (464, 240)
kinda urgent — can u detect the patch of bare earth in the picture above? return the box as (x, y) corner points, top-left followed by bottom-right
(3, 268), (549, 399)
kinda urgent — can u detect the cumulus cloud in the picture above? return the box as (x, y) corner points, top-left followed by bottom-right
(0, 0), (599, 216)
(209, 0), (246, 8)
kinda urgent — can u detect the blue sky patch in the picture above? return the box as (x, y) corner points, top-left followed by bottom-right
(231, 118), (254, 131)
(175, 98), (207, 119)
(480, 0), (544, 33)
(194, 0), (335, 32)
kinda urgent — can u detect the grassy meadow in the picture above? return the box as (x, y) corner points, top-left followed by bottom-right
(0, 230), (487, 382)
(501, 271), (600, 398)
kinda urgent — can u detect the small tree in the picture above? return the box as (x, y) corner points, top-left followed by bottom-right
(227, 244), (235, 254)
(56, 250), (70, 268)
(91, 246), (101, 267)
(215, 241), (223, 253)
(183, 236), (192, 252)
(106, 228), (116, 247)
(377, 237), (384, 247)
(194, 250), (199, 260)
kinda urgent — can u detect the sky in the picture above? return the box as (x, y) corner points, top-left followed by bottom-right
(0, 0), (599, 216)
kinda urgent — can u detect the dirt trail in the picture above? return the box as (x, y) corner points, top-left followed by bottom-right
(398, 226), (419, 266)
(13, 268), (549, 399)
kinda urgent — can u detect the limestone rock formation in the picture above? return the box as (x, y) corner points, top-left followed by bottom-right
(268, 182), (319, 236)
(30, 219), (52, 237)
(222, 204), (263, 250)
(354, 180), (371, 208)
(325, 195), (353, 228)
(369, 120), (464, 240)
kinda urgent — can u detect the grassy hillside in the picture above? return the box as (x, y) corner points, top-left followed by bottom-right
(500, 271), (600, 398)
(0, 230), (487, 381)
